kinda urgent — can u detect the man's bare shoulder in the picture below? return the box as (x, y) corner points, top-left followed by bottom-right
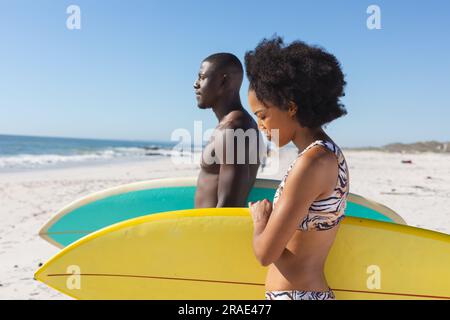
(220, 110), (257, 131)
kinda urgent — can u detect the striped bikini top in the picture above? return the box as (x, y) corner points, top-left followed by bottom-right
(273, 140), (349, 231)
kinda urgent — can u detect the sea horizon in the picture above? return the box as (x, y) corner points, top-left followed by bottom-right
(1, 133), (449, 173)
(0, 133), (190, 172)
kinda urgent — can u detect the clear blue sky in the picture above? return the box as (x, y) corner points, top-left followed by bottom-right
(1, 0), (449, 147)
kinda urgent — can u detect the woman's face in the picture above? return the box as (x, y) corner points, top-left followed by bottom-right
(248, 89), (297, 147)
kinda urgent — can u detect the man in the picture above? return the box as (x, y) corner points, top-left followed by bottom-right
(194, 53), (261, 208)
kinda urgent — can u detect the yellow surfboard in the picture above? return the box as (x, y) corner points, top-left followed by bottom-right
(35, 208), (450, 300)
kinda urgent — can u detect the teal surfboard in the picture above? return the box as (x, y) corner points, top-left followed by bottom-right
(39, 177), (405, 248)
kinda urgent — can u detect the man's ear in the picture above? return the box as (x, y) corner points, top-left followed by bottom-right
(221, 74), (228, 86)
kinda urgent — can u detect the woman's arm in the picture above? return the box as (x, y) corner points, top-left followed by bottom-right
(249, 152), (333, 266)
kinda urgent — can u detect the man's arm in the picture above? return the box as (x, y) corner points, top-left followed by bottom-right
(216, 163), (250, 207)
(215, 122), (255, 207)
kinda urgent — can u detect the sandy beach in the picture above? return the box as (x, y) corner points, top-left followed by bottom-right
(1, 149), (449, 299)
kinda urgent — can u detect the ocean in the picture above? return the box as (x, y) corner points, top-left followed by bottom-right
(0, 134), (187, 171)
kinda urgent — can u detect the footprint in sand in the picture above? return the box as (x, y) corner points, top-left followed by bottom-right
(1, 240), (17, 245)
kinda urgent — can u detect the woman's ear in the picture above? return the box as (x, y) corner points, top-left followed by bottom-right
(288, 101), (298, 118)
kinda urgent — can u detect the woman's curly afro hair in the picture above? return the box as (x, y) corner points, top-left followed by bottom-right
(245, 36), (347, 128)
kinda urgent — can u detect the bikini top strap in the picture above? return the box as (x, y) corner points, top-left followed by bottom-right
(281, 140), (340, 184)
(296, 140), (339, 159)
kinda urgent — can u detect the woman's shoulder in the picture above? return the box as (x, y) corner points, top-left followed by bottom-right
(287, 143), (339, 190)
(300, 145), (337, 171)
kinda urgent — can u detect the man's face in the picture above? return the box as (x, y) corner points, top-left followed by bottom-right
(193, 61), (224, 109)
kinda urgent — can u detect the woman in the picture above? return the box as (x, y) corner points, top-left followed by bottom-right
(245, 37), (349, 300)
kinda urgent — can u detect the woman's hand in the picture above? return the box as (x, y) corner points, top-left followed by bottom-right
(248, 199), (273, 235)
